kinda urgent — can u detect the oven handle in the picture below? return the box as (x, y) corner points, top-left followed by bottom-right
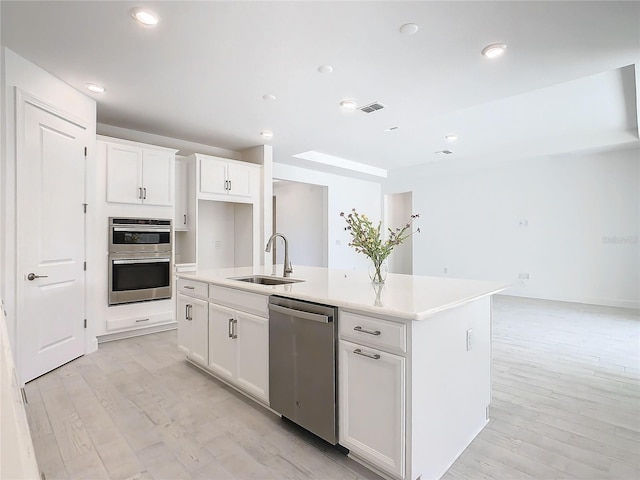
(112, 258), (171, 265)
(112, 227), (171, 233)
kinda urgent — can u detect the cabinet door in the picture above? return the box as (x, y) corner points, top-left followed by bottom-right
(189, 297), (209, 366)
(174, 158), (188, 231)
(227, 163), (251, 197)
(199, 157), (227, 195)
(235, 311), (269, 402)
(106, 143), (142, 204)
(142, 149), (173, 206)
(177, 294), (192, 354)
(339, 340), (406, 478)
(208, 303), (236, 382)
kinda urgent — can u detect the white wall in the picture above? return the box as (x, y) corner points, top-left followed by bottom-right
(273, 163), (382, 271)
(197, 200), (253, 269)
(384, 146), (640, 308)
(273, 181), (327, 267)
(1, 48), (97, 358)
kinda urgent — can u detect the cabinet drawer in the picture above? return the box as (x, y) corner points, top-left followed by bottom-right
(106, 311), (174, 332)
(177, 278), (208, 299)
(209, 285), (268, 318)
(339, 311), (407, 354)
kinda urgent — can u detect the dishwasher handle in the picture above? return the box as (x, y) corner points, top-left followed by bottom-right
(269, 303), (332, 323)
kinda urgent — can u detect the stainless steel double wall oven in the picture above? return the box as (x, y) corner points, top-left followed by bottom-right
(108, 218), (172, 305)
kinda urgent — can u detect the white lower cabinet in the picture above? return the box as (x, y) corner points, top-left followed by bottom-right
(177, 293), (208, 366)
(208, 303), (237, 382)
(208, 302), (269, 403)
(235, 310), (269, 401)
(339, 339), (406, 479)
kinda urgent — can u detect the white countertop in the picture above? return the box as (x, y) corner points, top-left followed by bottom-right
(177, 265), (508, 321)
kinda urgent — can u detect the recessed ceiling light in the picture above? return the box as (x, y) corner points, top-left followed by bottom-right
(445, 134), (458, 141)
(260, 130), (273, 138)
(384, 126), (399, 132)
(339, 99), (357, 110)
(130, 7), (160, 26)
(262, 94), (276, 101)
(481, 43), (507, 59)
(399, 23), (419, 35)
(85, 83), (105, 93)
(317, 65), (333, 74)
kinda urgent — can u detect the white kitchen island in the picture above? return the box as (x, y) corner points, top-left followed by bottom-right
(176, 265), (507, 480)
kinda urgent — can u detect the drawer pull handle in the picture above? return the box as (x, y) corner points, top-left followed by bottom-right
(135, 318), (149, 323)
(183, 285), (195, 290)
(354, 326), (381, 336)
(353, 348), (380, 360)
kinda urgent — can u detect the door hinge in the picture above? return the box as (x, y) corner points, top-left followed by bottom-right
(84, 319), (87, 329)
(84, 146), (87, 157)
(83, 261), (87, 271)
(83, 203), (87, 213)
(21, 387), (28, 405)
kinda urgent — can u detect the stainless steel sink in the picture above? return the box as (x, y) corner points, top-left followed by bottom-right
(228, 275), (304, 286)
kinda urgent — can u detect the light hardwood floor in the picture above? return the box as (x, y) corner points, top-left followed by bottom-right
(25, 296), (639, 480)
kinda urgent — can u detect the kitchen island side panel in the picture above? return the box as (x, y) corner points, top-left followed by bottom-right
(410, 296), (491, 480)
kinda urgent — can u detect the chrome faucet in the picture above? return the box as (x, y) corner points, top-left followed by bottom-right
(265, 233), (293, 277)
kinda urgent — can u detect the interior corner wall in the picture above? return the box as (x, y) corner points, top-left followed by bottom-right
(384, 146), (640, 309)
(272, 163), (382, 271)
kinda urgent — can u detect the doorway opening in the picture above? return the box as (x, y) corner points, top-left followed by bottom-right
(384, 191), (414, 274)
(272, 180), (328, 268)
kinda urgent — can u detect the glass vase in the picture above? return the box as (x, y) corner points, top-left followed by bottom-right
(368, 259), (388, 285)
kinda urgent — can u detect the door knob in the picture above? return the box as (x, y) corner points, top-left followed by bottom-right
(27, 273), (48, 281)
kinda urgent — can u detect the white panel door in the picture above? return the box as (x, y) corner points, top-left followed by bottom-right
(235, 311), (268, 402)
(339, 340), (406, 478)
(17, 91), (88, 383)
(142, 149), (173, 206)
(106, 143), (142, 203)
(208, 303), (236, 382)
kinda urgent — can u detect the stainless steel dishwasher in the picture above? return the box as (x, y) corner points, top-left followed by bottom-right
(268, 295), (338, 444)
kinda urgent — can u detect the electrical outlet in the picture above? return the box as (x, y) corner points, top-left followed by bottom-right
(518, 272), (530, 280)
(466, 328), (473, 351)
(443, 266), (448, 274)
(215, 240), (221, 248)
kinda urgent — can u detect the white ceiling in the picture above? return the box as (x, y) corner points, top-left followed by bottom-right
(2, 1), (639, 175)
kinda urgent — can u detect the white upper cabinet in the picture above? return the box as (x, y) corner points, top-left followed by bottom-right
(199, 157), (228, 195)
(103, 138), (177, 206)
(106, 143), (142, 204)
(142, 149), (174, 206)
(197, 154), (257, 200)
(174, 157), (189, 231)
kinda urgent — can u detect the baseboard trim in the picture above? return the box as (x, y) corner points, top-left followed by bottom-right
(499, 292), (639, 310)
(97, 322), (177, 343)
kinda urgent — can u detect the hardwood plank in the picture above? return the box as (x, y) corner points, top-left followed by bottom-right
(25, 296), (639, 480)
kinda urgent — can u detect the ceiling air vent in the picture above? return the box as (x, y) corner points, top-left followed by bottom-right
(359, 102), (386, 113)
